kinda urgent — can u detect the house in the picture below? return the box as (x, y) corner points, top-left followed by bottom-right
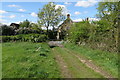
(56, 14), (90, 40)
(57, 14), (73, 40)
(10, 23), (20, 30)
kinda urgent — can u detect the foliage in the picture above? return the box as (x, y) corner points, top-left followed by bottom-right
(2, 42), (61, 78)
(96, 2), (120, 52)
(96, 2), (119, 23)
(19, 19), (31, 28)
(1, 34), (48, 43)
(0, 25), (15, 36)
(38, 2), (65, 33)
(47, 30), (57, 40)
(66, 20), (117, 52)
(67, 21), (91, 44)
(65, 2), (120, 52)
(15, 27), (42, 34)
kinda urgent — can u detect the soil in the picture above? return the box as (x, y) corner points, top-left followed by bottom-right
(52, 48), (73, 78)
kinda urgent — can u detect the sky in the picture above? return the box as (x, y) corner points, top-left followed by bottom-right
(0, 0), (100, 25)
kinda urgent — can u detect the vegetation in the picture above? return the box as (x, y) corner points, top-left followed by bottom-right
(97, 2), (120, 52)
(15, 27), (42, 34)
(0, 25), (15, 36)
(66, 21), (90, 44)
(38, 2), (65, 34)
(19, 19), (32, 28)
(1, 34), (48, 43)
(65, 2), (120, 53)
(1, 2), (119, 78)
(2, 42), (61, 78)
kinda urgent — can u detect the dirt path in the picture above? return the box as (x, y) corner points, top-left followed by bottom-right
(53, 47), (105, 78)
(64, 48), (113, 78)
(52, 44), (113, 80)
(52, 48), (73, 78)
(51, 40), (114, 78)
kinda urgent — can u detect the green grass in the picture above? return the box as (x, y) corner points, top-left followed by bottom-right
(54, 47), (104, 78)
(2, 42), (61, 78)
(64, 43), (118, 78)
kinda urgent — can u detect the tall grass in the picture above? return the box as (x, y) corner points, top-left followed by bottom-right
(2, 42), (61, 78)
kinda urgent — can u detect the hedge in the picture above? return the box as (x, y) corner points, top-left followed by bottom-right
(1, 34), (48, 43)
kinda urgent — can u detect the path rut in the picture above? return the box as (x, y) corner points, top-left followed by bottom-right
(52, 48), (73, 78)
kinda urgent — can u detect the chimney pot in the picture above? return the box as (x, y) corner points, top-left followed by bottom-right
(67, 14), (70, 18)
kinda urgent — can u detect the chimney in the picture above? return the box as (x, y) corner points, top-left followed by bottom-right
(86, 17), (89, 21)
(67, 14), (70, 19)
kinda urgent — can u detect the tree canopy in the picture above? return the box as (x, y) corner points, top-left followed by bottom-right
(37, 2), (65, 33)
(19, 19), (31, 28)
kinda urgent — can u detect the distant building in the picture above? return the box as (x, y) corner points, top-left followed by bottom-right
(10, 23), (20, 30)
(57, 14), (73, 40)
(56, 14), (90, 40)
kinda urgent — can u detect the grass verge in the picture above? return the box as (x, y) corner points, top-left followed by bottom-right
(2, 42), (61, 78)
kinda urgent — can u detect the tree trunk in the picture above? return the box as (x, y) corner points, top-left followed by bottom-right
(52, 26), (55, 39)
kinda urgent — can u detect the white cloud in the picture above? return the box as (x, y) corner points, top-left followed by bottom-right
(64, 2), (72, 5)
(18, 9), (26, 12)
(73, 18), (99, 22)
(73, 18), (83, 22)
(89, 18), (100, 21)
(9, 15), (16, 18)
(0, 10), (8, 14)
(8, 4), (19, 8)
(14, 21), (21, 24)
(55, 4), (69, 16)
(0, 15), (5, 18)
(75, 0), (98, 7)
(55, 5), (66, 9)
(31, 12), (37, 17)
(74, 11), (81, 15)
(21, 15), (25, 17)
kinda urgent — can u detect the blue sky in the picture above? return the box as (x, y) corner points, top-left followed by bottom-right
(0, 0), (99, 25)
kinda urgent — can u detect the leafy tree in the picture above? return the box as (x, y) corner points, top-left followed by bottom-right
(19, 19), (31, 28)
(0, 25), (15, 36)
(38, 2), (65, 34)
(97, 2), (119, 23)
(67, 22), (91, 44)
(97, 2), (120, 52)
(30, 23), (42, 34)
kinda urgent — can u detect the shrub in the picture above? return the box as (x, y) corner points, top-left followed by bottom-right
(15, 27), (42, 35)
(67, 22), (91, 44)
(0, 25), (15, 36)
(1, 34), (48, 43)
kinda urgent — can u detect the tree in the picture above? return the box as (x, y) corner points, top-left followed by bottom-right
(0, 25), (15, 36)
(19, 19), (31, 28)
(97, 2), (120, 52)
(67, 22), (91, 44)
(38, 2), (65, 35)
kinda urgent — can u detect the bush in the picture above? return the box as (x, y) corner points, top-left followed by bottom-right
(15, 27), (42, 34)
(1, 34), (48, 43)
(67, 22), (91, 44)
(0, 25), (15, 36)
